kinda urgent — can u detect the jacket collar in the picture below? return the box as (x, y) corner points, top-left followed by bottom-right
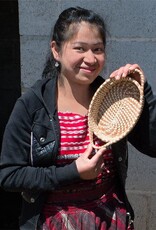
(42, 76), (57, 116)
(31, 75), (104, 117)
(31, 76), (58, 117)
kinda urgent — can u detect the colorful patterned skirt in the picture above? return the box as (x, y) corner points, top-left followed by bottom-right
(38, 181), (134, 230)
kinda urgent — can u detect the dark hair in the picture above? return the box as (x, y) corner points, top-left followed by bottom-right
(42, 7), (107, 78)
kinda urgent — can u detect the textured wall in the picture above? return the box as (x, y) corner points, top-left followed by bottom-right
(18, 1), (156, 229)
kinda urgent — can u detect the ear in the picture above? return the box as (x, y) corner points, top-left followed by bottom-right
(51, 41), (60, 61)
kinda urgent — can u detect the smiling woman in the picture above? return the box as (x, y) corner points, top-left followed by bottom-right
(0, 6), (156, 230)
(51, 21), (105, 116)
(51, 21), (105, 86)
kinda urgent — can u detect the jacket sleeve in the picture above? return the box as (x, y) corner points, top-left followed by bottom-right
(128, 81), (156, 157)
(0, 97), (80, 192)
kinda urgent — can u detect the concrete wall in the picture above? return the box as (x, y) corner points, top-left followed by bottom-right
(18, 1), (156, 229)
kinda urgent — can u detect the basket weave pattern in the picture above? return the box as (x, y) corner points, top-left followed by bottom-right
(88, 69), (144, 149)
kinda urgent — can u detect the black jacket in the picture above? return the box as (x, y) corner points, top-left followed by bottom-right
(0, 75), (156, 229)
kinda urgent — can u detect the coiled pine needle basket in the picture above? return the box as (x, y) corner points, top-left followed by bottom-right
(88, 68), (144, 149)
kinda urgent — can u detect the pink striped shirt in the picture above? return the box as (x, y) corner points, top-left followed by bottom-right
(57, 112), (116, 182)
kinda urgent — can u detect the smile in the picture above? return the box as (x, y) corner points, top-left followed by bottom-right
(79, 67), (96, 72)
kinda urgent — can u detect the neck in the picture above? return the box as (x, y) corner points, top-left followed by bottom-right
(58, 77), (92, 101)
(57, 78), (92, 115)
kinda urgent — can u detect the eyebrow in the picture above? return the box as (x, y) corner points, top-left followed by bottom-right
(72, 41), (104, 45)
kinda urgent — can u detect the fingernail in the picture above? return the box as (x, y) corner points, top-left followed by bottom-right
(116, 75), (120, 80)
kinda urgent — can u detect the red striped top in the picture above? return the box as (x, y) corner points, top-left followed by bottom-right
(57, 112), (116, 183)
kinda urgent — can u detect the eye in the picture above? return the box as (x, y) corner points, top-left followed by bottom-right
(74, 46), (85, 52)
(94, 47), (105, 54)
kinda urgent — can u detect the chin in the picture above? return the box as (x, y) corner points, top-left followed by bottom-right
(79, 78), (96, 86)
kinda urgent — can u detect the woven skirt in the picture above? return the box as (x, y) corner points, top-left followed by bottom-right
(38, 183), (134, 230)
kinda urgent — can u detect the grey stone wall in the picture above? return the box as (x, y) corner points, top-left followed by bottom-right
(18, 1), (156, 229)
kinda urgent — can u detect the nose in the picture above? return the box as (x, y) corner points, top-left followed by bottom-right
(83, 50), (96, 65)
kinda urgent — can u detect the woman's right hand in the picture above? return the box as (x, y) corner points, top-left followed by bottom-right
(75, 144), (105, 180)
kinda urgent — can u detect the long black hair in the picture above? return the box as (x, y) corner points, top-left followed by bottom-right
(42, 7), (107, 78)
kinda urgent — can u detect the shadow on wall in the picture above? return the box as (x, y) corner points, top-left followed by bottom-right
(0, 1), (21, 229)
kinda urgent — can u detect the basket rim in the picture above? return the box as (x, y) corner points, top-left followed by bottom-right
(88, 69), (145, 149)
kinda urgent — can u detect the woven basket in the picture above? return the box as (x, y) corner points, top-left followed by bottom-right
(88, 69), (144, 149)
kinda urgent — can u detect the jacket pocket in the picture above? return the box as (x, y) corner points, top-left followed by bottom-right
(31, 123), (56, 166)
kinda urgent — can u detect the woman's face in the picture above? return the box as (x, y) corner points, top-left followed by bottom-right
(52, 22), (105, 85)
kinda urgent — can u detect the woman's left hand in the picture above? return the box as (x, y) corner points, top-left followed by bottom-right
(109, 63), (145, 84)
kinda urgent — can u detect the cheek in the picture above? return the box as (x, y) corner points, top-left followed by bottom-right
(67, 56), (82, 69)
(65, 59), (76, 69)
(99, 56), (105, 68)
(61, 57), (77, 73)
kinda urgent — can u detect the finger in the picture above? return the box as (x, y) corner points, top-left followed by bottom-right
(94, 160), (106, 175)
(84, 144), (93, 158)
(91, 147), (105, 162)
(110, 64), (140, 79)
(120, 64), (143, 77)
(127, 65), (145, 84)
(122, 64), (133, 77)
(110, 70), (119, 78)
(110, 67), (127, 79)
(113, 64), (132, 79)
(128, 64), (141, 72)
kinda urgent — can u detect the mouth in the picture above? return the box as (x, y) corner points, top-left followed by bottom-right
(79, 66), (96, 73)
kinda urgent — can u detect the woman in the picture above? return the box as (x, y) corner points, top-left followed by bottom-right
(0, 7), (156, 230)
